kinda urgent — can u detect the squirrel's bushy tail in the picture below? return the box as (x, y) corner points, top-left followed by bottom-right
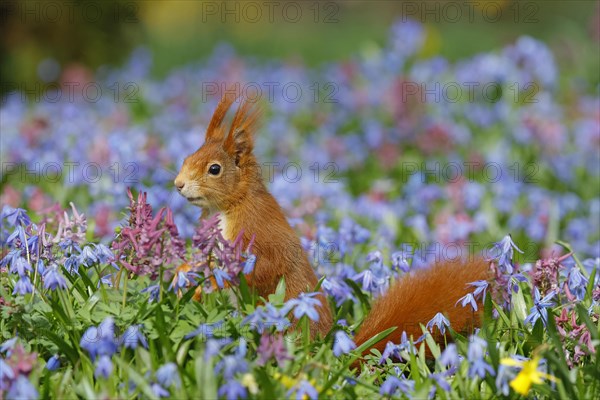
(354, 258), (490, 357)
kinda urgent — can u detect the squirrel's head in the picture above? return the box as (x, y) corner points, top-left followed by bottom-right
(174, 94), (260, 212)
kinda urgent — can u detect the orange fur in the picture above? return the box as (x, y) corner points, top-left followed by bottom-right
(353, 258), (490, 358)
(175, 92), (491, 346)
(175, 94), (332, 336)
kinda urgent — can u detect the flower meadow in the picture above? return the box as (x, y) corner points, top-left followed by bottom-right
(1, 19), (599, 399)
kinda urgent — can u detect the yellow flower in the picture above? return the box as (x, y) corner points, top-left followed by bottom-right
(241, 373), (259, 395)
(273, 372), (322, 399)
(273, 372), (298, 389)
(501, 356), (557, 396)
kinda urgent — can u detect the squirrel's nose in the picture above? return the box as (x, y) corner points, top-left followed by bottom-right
(174, 179), (185, 191)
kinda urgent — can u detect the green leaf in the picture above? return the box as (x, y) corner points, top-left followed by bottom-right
(238, 274), (253, 306)
(343, 278), (371, 315)
(269, 277), (287, 304)
(544, 312), (577, 398)
(511, 284), (528, 322)
(319, 326), (397, 395)
(154, 303), (175, 359)
(196, 353), (217, 399)
(39, 328), (79, 365)
(586, 267), (597, 300)
(114, 357), (158, 399)
(575, 303), (598, 341)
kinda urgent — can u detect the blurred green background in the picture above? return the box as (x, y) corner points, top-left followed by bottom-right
(1, 0), (598, 92)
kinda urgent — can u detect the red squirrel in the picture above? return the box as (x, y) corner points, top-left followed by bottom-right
(174, 93), (490, 353)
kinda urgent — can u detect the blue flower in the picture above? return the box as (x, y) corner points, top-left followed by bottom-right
(286, 293), (322, 322)
(380, 332), (417, 364)
(212, 268), (231, 288)
(9, 256), (32, 277)
(456, 293), (478, 311)
(43, 265), (67, 290)
(185, 321), (224, 340)
(333, 331), (356, 357)
(7, 375), (38, 399)
(27, 235), (40, 254)
(490, 235), (523, 274)
(13, 275), (33, 295)
(94, 355), (113, 379)
(430, 372), (451, 393)
(366, 250), (383, 268)
(80, 317), (118, 361)
(380, 376), (414, 396)
(204, 338), (232, 361)
(439, 343), (460, 368)
(0, 249), (21, 269)
(352, 267), (388, 294)
(64, 255), (81, 275)
(508, 273), (528, 294)
(242, 254), (256, 274)
(215, 355), (248, 380)
(121, 325), (148, 350)
(467, 336), (495, 379)
(80, 246), (98, 266)
(94, 243), (115, 264)
(0, 357), (15, 381)
(218, 380), (247, 399)
(36, 259), (45, 275)
(0, 337), (18, 355)
(568, 267), (588, 301)
(287, 380), (318, 400)
(353, 269), (374, 292)
(391, 250), (412, 273)
(468, 280), (489, 300)
(156, 362), (181, 388)
(321, 278), (354, 306)
(242, 304), (291, 333)
(236, 337), (247, 358)
(141, 284), (160, 302)
(389, 19), (424, 59)
(46, 355), (60, 371)
(98, 274), (114, 287)
(495, 364), (515, 396)
(168, 270), (200, 293)
(151, 383), (170, 398)
(1, 206), (31, 227)
(470, 358), (495, 379)
(339, 217), (370, 256)
(426, 312), (450, 335)
(524, 288), (555, 326)
(6, 226), (27, 247)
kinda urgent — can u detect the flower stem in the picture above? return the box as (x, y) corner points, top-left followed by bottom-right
(122, 272), (129, 310)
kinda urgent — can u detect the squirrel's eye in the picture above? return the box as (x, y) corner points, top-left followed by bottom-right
(208, 164), (221, 175)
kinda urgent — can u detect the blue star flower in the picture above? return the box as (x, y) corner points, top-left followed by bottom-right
(426, 312), (450, 335)
(121, 324), (148, 350)
(380, 376), (414, 396)
(218, 380), (247, 400)
(94, 355), (113, 379)
(333, 331), (356, 357)
(13, 275), (33, 295)
(286, 293), (322, 322)
(524, 288), (555, 326)
(43, 264), (67, 290)
(156, 362), (181, 388)
(46, 355), (60, 371)
(7, 376), (38, 399)
(456, 292), (478, 311)
(287, 380), (318, 400)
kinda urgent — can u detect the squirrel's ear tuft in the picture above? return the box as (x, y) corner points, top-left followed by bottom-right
(205, 92), (237, 142)
(223, 99), (260, 165)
